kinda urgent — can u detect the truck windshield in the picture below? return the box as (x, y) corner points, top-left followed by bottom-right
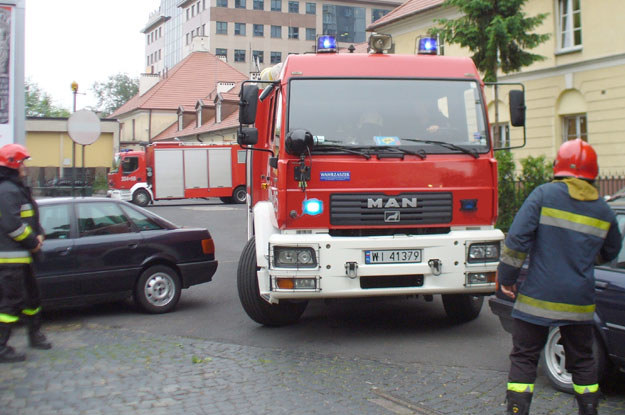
(288, 79), (489, 154)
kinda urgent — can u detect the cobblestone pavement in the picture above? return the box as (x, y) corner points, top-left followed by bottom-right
(1, 323), (624, 415)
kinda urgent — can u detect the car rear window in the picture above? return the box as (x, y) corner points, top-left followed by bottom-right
(121, 205), (164, 231)
(77, 202), (132, 237)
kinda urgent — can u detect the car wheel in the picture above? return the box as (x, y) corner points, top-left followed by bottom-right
(237, 238), (307, 326)
(232, 186), (247, 204)
(135, 265), (181, 314)
(132, 189), (151, 207)
(442, 294), (484, 323)
(541, 326), (607, 394)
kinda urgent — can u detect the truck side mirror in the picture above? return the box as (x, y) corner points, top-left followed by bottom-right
(239, 84), (259, 125)
(509, 90), (526, 127)
(285, 129), (314, 156)
(238, 127), (258, 145)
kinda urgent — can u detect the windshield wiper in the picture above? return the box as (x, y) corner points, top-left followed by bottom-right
(312, 144), (371, 159)
(402, 138), (480, 159)
(353, 145), (427, 160)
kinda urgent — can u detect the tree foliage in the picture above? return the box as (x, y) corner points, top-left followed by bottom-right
(91, 73), (139, 117)
(429, 0), (550, 82)
(25, 80), (70, 118)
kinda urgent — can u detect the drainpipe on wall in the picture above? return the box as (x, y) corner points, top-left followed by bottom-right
(148, 110), (152, 144)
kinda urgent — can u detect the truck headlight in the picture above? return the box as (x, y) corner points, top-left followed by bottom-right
(273, 247), (317, 268)
(467, 243), (500, 263)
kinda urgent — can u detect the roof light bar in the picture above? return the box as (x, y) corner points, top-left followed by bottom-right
(417, 37), (438, 55)
(316, 35), (337, 53)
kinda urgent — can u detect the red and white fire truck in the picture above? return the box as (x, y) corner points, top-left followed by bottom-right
(236, 34), (526, 326)
(108, 142), (247, 206)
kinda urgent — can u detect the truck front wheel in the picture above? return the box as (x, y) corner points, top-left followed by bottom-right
(442, 294), (483, 323)
(232, 186), (247, 204)
(237, 238), (307, 326)
(132, 189), (151, 207)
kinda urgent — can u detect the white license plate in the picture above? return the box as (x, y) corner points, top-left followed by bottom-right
(364, 249), (422, 264)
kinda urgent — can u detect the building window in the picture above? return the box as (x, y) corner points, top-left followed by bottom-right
(252, 50), (264, 64)
(557, 0), (582, 50)
(270, 51), (282, 64)
(253, 0), (264, 10)
(371, 8), (389, 23)
(216, 48), (227, 58)
(323, 5), (366, 43)
(271, 0), (281, 11)
(288, 1), (299, 13)
(216, 21), (228, 34)
(186, 33), (190, 45)
(491, 123), (510, 148)
(235, 49), (246, 62)
(234, 23), (246, 36)
(288, 26), (299, 39)
(235, 0), (246, 9)
(217, 0), (228, 6)
(202, 24), (206, 35)
(252, 24), (264, 37)
(306, 27), (316, 41)
(186, 8), (190, 20)
(271, 25), (281, 38)
(563, 114), (587, 142)
(305, 2), (315, 14)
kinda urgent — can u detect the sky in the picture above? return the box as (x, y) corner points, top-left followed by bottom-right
(25, 0), (161, 111)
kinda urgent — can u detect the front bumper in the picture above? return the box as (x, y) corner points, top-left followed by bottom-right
(259, 229), (502, 303)
(108, 189), (132, 201)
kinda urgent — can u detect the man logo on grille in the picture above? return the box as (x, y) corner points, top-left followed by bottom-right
(384, 211), (400, 222)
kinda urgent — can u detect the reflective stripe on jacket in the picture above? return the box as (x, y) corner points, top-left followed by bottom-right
(497, 178), (622, 326)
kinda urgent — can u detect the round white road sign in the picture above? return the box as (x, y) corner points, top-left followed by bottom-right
(68, 109), (101, 145)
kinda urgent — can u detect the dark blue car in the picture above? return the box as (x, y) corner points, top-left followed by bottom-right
(35, 197), (218, 314)
(489, 201), (625, 393)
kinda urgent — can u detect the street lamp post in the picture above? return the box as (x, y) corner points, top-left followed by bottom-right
(71, 81), (78, 197)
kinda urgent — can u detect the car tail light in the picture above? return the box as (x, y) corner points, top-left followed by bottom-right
(201, 238), (215, 254)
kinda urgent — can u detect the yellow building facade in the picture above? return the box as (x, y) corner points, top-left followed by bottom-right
(370, 0), (625, 175)
(25, 117), (119, 187)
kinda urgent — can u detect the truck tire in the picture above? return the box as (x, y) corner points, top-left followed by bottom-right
(134, 265), (181, 314)
(232, 186), (247, 204)
(442, 294), (483, 323)
(132, 189), (151, 207)
(237, 238), (307, 326)
(540, 326), (608, 394)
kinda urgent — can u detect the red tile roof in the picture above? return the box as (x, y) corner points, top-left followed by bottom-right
(368, 0), (444, 31)
(109, 51), (248, 118)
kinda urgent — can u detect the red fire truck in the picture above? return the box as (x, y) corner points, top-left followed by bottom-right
(108, 142), (247, 206)
(236, 34), (526, 326)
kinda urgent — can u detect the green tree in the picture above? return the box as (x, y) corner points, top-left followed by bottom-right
(25, 80), (70, 117)
(518, 154), (552, 201)
(429, 0), (550, 82)
(495, 149), (516, 232)
(91, 73), (139, 116)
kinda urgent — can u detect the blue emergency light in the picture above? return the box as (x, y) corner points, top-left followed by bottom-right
(417, 37), (438, 55)
(316, 35), (337, 53)
(303, 198), (323, 216)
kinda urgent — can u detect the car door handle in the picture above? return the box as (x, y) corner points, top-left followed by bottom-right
(55, 247), (72, 256)
(595, 281), (609, 290)
(128, 243), (138, 249)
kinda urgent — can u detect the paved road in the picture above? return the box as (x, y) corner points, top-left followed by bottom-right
(2, 199), (623, 414)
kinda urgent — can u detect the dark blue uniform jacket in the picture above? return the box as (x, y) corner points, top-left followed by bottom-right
(497, 178), (622, 326)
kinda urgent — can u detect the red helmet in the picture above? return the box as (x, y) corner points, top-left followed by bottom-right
(0, 143), (31, 170)
(553, 138), (598, 180)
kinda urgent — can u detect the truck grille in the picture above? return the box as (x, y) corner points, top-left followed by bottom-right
(330, 192), (452, 226)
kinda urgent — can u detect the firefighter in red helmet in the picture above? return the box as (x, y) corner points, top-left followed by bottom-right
(0, 143), (52, 364)
(498, 139), (622, 414)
